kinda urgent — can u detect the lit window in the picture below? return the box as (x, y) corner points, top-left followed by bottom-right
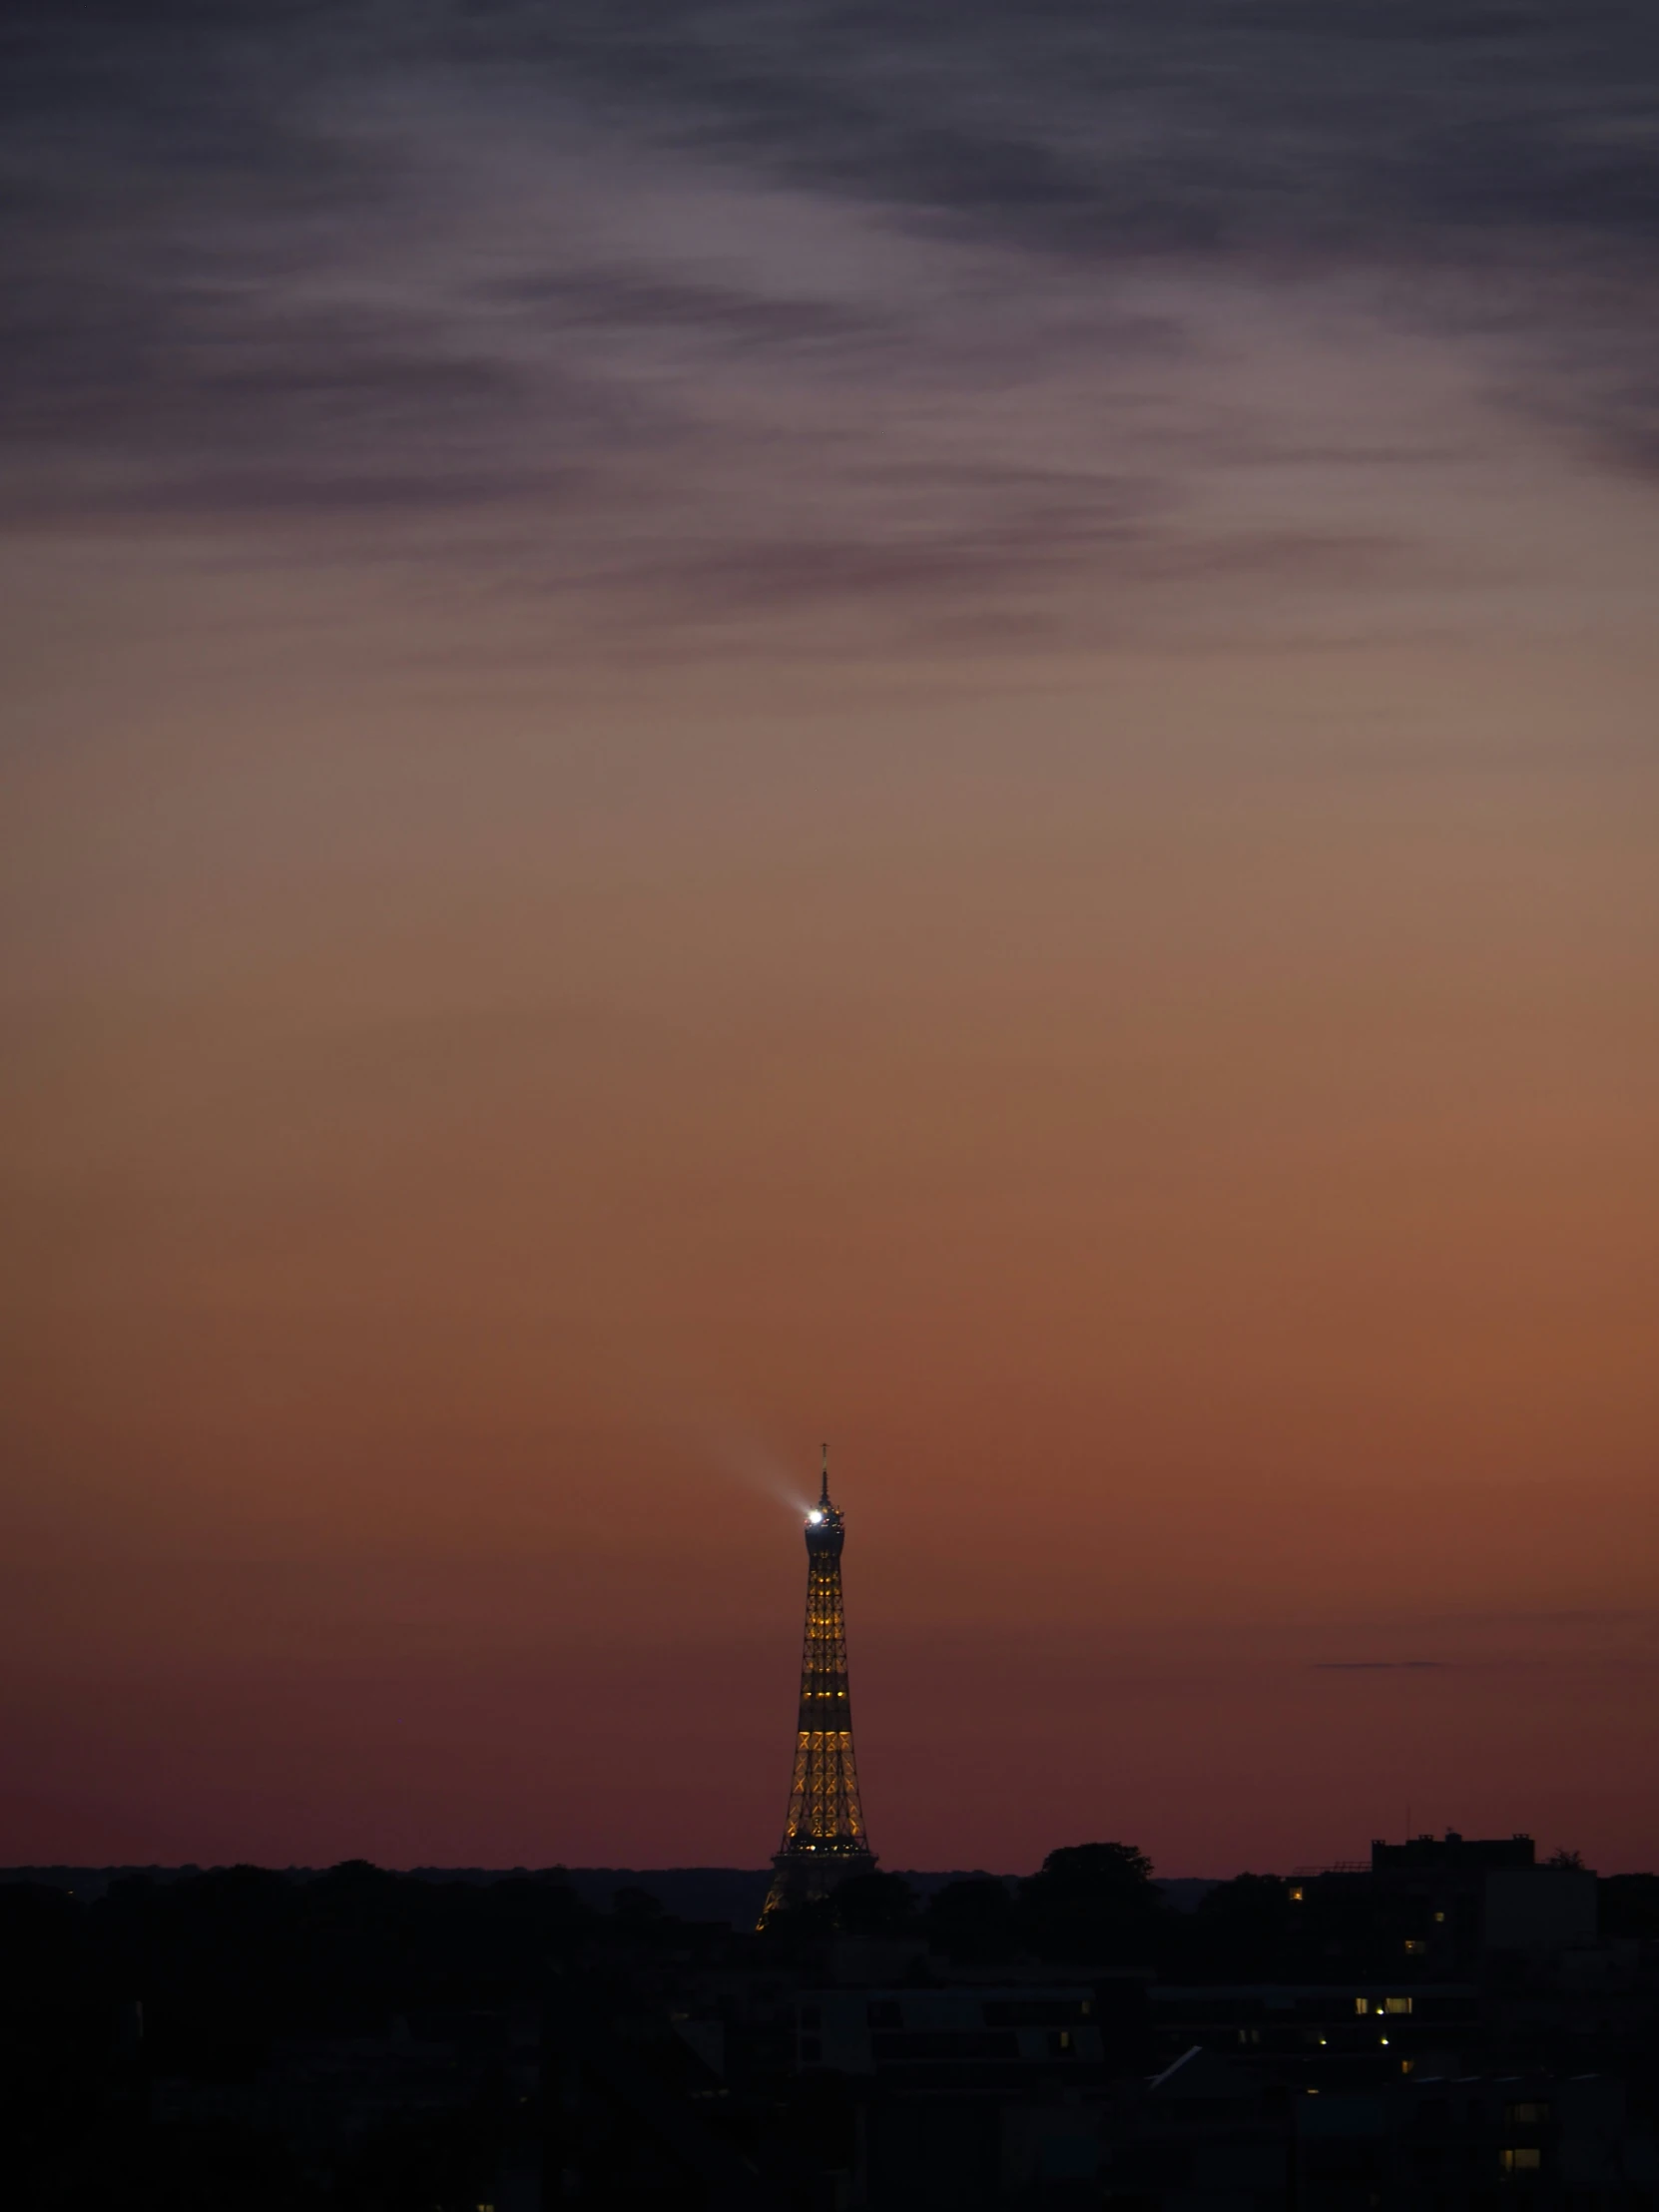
(1400, 2059), (1414, 2075)
(1432, 1911), (1445, 1924)
(1404, 1939), (1426, 1955)
(1355, 1997), (1371, 2016)
(1289, 1887), (1305, 1903)
(1384, 1997), (1412, 2015)
(1505, 2103), (1551, 2126)
(1500, 2147), (1541, 2173)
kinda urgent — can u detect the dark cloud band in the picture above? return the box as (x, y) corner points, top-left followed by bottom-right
(3, 1), (1656, 630)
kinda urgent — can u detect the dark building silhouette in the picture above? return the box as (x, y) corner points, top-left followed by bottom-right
(1368, 1830), (1598, 1972)
(760, 1451), (876, 1921)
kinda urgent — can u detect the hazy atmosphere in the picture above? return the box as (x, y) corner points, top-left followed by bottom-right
(4, 2), (1658, 1875)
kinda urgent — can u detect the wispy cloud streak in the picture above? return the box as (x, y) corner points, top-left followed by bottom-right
(2, 3), (1657, 642)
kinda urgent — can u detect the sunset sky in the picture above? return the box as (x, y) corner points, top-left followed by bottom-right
(3, 3), (1657, 1877)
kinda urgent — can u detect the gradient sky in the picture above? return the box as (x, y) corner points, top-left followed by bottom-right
(3, 2), (1658, 1877)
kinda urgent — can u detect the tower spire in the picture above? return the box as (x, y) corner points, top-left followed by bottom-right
(760, 1451), (875, 1922)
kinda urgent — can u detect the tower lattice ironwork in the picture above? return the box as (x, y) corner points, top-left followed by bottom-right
(760, 1449), (875, 1921)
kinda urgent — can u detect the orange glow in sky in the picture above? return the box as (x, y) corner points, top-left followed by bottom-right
(2, 6), (1657, 1875)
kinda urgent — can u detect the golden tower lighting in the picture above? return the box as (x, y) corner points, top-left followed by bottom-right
(760, 1447), (876, 1921)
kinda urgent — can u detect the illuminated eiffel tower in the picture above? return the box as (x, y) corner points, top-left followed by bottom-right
(760, 1448), (876, 1921)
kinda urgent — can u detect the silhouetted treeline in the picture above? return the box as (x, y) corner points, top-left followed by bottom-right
(8, 1846), (1648, 2019)
(2, 1861), (592, 2043)
(766, 1843), (1481, 1980)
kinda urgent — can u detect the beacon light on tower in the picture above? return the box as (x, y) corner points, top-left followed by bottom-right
(759, 1446), (875, 1922)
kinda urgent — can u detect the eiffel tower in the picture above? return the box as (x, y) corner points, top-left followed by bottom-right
(760, 1448), (876, 1921)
